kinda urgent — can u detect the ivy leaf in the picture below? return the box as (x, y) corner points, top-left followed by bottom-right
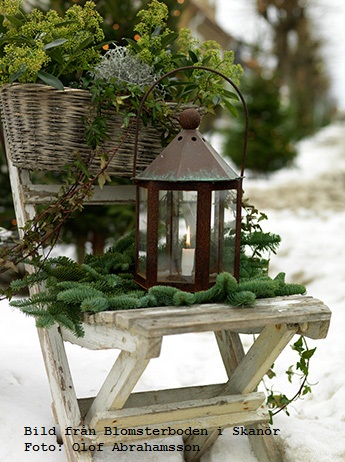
(303, 385), (312, 395)
(292, 336), (304, 353)
(285, 365), (294, 383)
(97, 172), (111, 189)
(266, 367), (276, 379)
(37, 71), (64, 90)
(302, 347), (317, 360)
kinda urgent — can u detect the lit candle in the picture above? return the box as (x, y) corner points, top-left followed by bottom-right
(181, 226), (195, 276)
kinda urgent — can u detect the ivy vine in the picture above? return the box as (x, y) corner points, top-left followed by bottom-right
(264, 335), (317, 422)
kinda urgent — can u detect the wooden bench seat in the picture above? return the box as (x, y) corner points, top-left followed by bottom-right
(58, 294), (330, 461)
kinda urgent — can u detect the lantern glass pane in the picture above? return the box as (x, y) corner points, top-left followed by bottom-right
(137, 187), (148, 278)
(157, 190), (197, 284)
(210, 190), (237, 280)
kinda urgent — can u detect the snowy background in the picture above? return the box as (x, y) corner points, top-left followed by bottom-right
(217, 0), (345, 111)
(1, 120), (345, 461)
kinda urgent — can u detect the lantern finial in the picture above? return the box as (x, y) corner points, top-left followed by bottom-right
(179, 109), (201, 130)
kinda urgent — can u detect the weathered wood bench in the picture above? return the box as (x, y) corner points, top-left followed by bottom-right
(60, 295), (330, 461)
(5, 158), (331, 462)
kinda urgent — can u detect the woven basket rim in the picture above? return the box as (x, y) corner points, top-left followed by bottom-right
(0, 83), (202, 176)
(0, 83), (167, 176)
(0, 82), (89, 94)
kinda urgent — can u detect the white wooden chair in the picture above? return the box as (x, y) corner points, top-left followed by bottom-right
(5, 154), (331, 462)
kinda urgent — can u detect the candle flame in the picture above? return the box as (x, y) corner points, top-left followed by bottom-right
(186, 226), (191, 248)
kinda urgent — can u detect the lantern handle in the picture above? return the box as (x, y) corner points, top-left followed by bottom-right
(133, 65), (249, 177)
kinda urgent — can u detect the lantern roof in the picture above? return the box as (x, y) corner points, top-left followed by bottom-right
(134, 109), (241, 182)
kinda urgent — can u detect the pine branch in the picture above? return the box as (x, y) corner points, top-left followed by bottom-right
(80, 297), (110, 312)
(228, 291), (256, 307)
(148, 285), (180, 306)
(107, 295), (140, 310)
(57, 287), (105, 305)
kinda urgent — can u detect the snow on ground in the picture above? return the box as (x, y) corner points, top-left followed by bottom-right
(1, 122), (345, 461)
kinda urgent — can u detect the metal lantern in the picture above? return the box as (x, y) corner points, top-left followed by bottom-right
(133, 67), (248, 292)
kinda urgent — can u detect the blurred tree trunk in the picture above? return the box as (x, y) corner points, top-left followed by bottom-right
(255, 0), (331, 137)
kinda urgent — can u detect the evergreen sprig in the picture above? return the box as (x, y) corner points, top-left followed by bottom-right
(9, 233), (306, 338)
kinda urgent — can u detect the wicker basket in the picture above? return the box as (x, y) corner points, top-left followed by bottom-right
(0, 84), (175, 177)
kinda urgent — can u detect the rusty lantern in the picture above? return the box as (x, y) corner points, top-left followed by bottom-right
(133, 67), (248, 292)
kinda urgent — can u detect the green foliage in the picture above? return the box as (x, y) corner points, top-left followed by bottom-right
(171, 28), (243, 114)
(8, 232), (138, 335)
(238, 277), (278, 298)
(211, 272), (238, 301)
(222, 72), (298, 174)
(227, 290), (256, 307)
(0, 1), (104, 88)
(8, 202), (307, 338)
(0, 0), (243, 281)
(241, 231), (281, 257)
(148, 285), (179, 306)
(193, 284), (219, 305)
(264, 336), (317, 422)
(107, 295), (140, 310)
(80, 296), (109, 312)
(123, 0), (243, 114)
(8, 226), (306, 337)
(173, 291), (196, 307)
(127, 0), (177, 71)
(57, 287), (105, 304)
(239, 201), (281, 279)
(80, 0), (243, 150)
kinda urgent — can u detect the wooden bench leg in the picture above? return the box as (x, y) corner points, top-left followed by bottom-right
(184, 324), (297, 461)
(38, 326), (92, 462)
(248, 423), (282, 462)
(183, 429), (218, 461)
(183, 331), (244, 462)
(85, 337), (162, 428)
(223, 324), (298, 395)
(184, 424), (283, 462)
(85, 350), (150, 421)
(215, 330), (245, 377)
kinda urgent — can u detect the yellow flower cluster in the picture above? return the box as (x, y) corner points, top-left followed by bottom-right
(132, 0), (174, 70)
(177, 28), (242, 85)
(0, 0), (23, 17)
(0, 1), (104, 85)
(135, 0), (169, 37)
(1, 43), (49, 82)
